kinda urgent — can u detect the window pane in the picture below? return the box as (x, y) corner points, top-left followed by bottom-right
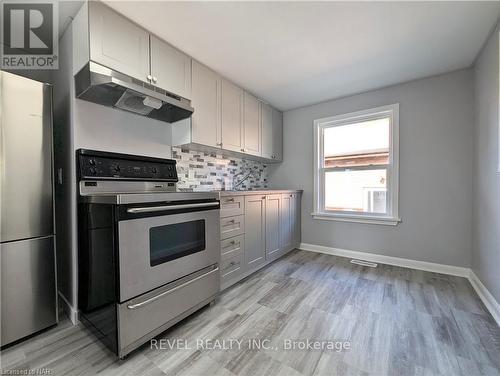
(324, 169), (387, 214)
(324, 118), (389, 168)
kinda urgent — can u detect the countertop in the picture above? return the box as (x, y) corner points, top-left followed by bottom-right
(218, 189), (302, 197)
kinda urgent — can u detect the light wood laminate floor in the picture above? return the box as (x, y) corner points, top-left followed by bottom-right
(1, 250), (499, 376)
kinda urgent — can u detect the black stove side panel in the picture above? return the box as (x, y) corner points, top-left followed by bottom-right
(78, 203), (118, 355)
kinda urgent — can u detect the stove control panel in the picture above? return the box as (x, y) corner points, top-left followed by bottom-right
(77, 149), (178, 182)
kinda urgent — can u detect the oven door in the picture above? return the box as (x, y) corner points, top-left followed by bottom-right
(117, 201), (220, 302)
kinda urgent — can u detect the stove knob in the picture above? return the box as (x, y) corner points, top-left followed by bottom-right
(88, 159), (96, 166)
(89, 167), (97, 175)
(112, 164), (121, 173)
(152, 167), (158, 174)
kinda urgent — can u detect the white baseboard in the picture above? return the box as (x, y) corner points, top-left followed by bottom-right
(58, 291), (78, 325)
(468, 270), (500, 325)
(299, 242), (499, 326)
(299, 243), (470, 277)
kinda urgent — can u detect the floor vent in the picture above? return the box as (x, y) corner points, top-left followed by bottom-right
(350, 259), (378, 268)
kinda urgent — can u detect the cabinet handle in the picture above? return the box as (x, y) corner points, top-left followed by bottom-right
(217, 142), (223, 146)
(227, 219), (235, 224)
(241, 148), (245, 152)
(225, 198), (235, 202)
(152, 76), (158, 83)
(147, 74), (152, 81)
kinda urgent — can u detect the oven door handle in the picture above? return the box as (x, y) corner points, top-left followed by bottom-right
(127, 267), (219, 310)
(127, 202), (219, 214)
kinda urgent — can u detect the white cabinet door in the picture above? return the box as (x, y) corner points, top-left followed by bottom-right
(89, 1), (150, 82)
(221, 79), (243, 152)
(150, 35), (191, 99)
(265, 194), (281, 259)
(244, 195), (266, 270)
(243, 92), (261, 156)
(261, 102), (273, 159)
(281, 194), (293, 252)
(191, 61), (221, 148)
(293, 193), (301, 247)
(272, 108), (283, 161)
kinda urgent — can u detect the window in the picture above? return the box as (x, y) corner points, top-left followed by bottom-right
(313, 104), (400, 225)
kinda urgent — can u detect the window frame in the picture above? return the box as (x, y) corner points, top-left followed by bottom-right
(312, 104), (400, 225)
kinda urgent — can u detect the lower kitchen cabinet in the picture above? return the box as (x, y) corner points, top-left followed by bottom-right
(293, 193), (301, 247)
(244, 195), (266, 270)
(220, 235), (245, 287)
(220, 192), (301, 290)
(281, 192), (301, 251)
(281, 193), (293, 252)
(265, 194), (281, 260)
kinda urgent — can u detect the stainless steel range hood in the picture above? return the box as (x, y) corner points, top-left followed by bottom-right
(75, 62), (194, 123)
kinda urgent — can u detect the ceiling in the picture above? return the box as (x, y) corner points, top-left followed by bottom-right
(104, 1), (500, 111)
(58, 1), (84, 37)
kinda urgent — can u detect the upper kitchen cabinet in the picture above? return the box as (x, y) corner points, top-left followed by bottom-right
(272, 108), (283, 161)
(190, 61), (221, 148)
(150, 36), (192, 99)
(261, 102), (273, 159)
(88, 1), (150, 82)
(243, 92), (262, 156)
(261, 103), (283, 161)
(221, 79), (244, 153)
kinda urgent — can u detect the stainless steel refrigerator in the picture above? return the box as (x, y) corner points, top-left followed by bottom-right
(0, 71), (57, 346)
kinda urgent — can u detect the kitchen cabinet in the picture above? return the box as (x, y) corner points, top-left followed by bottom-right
(221, 79), (244, 152)
(191, 61), (221, 148)
(220, 235), (244, 284)
(244, 195), (266, 270)
(150, 35), (191, 99)
(83, 2), (283, 163)
(262, 104), (283, 161)
(265, 194), (281, 259)
(221, 235), (245, 260)
(220, 249), (244, 283)
(281, 194), (293, 252)
(272, 109), (283, 161)
(89, 1), (150, 82)
(293, 193), (301, 247)
(243, 92), (261, 156)
(88, 2), (192, 99)
(220, 196), (244, 218)
(261, 102), (274, 159)
(219, 191), (301, 291)
(220, 215), (245, 240)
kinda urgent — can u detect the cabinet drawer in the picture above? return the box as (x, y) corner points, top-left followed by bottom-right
(220, 215), (245, 240)
(220, 196), (244, 218)
(221, 251), (243, 280)
(220, 234), (244, 259)
(118, 265), (219, 353)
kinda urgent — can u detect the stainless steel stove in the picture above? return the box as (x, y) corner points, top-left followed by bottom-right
(77, 149), (220, 358)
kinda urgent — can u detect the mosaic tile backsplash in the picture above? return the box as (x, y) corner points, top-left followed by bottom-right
(172, 147), (268, 191)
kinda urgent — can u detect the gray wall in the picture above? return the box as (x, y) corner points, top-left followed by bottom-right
(472, 26), (500, 302)
(269, 69), (474, 267)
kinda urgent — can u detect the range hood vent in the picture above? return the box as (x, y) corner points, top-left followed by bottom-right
(74, 62), (194, 123)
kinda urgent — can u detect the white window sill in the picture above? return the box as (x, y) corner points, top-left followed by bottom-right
(311, 212), (401, 226)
